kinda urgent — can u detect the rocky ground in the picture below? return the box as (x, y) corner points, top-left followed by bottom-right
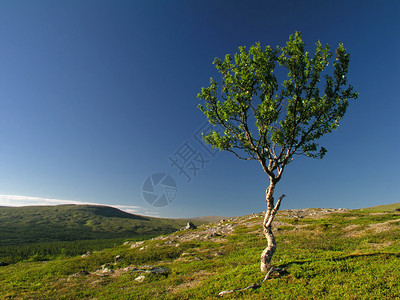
(129, 208), (348, 245)
(73, 208), (349, 282)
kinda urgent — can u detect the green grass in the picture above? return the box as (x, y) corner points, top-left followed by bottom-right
(0, 208), (399, 299)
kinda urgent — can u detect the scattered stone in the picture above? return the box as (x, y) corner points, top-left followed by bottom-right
(162, 240), (177, 246)
(131, 266), (169, 275)
(191, 257), (203, 261)
(130, 241), (145, 249)
(141, 265), (153, 269)
(81, 251), (91, 258)
(148, 267), (169, 274)
(115, 255), (122, 262)
(102, 268), (113, 274)
(206, 232), (222, 238)
(135, 275), (146, 282)
(99, 263), (114, 274)
(70, 270), (90, 277)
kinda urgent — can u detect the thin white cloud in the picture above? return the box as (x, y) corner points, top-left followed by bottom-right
(0, 195), (159, 217)
(0, 194), (92, 206)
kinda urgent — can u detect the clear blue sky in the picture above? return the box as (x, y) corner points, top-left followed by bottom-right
(0, 0), (399, 218)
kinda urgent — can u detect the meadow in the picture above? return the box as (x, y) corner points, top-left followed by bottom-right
(0, 204), (399, 299)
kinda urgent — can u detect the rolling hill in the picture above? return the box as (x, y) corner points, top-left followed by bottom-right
(0, 204), (196, 246)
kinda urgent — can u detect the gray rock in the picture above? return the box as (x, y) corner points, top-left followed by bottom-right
(131, 266), (169, 275)
(102, 267), (113, 274)
(206, 232), (222, 238)
(134, 275), (146, 282)
(81, 251), (91, 258)
(71, 270), (89, 277)
(185, 222), (197, 230)
(149, 267), (169, 274)
(191, 257), (203, 261)
(130, 241), (145, 248)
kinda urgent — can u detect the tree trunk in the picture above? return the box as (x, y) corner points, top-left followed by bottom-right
(260, 226), (276, 272)
(260, 182), (285, 272)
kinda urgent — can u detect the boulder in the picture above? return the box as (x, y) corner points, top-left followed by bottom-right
(185, 222), (197, 230)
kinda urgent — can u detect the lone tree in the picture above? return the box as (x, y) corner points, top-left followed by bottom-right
(197, 32), (358, 276)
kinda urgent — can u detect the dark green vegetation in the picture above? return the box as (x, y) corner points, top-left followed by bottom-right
(0, 206), (399, 299)
(0, 205), (189, 245)
(0, 238), (144, 265)
(0, 205), (195, 264)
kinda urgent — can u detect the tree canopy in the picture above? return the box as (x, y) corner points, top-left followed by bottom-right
(198, 32), (358, 184)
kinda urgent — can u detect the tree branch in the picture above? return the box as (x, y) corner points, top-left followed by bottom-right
(225, 149), (254, 161)
(265, 194), (285, 228)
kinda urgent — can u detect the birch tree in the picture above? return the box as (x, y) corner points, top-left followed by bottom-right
(197, 32), (358, 275)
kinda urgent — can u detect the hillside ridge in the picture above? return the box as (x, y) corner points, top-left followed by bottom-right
(0, 204), (198, 246)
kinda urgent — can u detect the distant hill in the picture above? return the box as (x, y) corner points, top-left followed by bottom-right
(360, 202), (400, 212)
(0, 205), (196, 246)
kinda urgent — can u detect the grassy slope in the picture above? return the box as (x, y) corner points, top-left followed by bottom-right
(1, 207), (399, 299)
(360, 202), (400, 212)
(0, 205), (193, 246)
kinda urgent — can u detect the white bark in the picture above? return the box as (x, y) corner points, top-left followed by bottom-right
(260, 184), (285, 272)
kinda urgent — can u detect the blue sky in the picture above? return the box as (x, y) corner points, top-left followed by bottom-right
(0, 0), (399, 218)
